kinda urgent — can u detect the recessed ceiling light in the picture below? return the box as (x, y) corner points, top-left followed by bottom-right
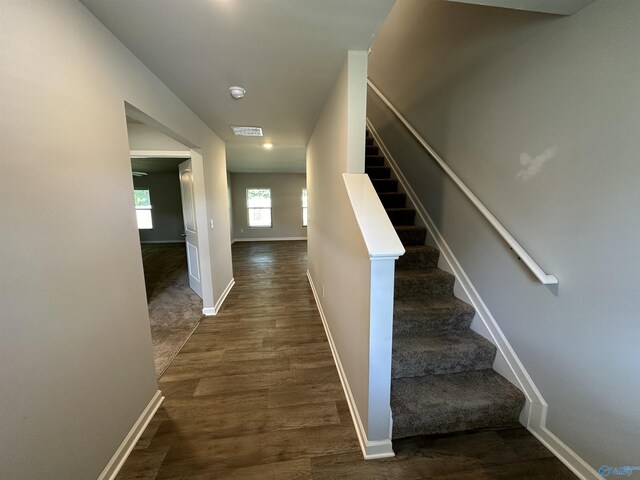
(263, 143), (274, 150)
(229, 86), (246, 99)
(132, 171), (148, 177)
(231, 126), (263, 137)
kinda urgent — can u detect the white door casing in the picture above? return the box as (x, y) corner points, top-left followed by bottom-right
(179, 159), (203, 298)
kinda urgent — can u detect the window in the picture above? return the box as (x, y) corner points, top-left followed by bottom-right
(134, 189), (153, 229)
(302, 188), (308, 227)
(247, 188), (272, 228)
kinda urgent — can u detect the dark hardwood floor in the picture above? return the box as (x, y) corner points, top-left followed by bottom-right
(117, 240), (576, 479)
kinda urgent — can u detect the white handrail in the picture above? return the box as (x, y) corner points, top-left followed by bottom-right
(343, 173), (405, 259)
(367, 79), (558, 285)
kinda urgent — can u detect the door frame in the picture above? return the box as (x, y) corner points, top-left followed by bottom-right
(129, 150), (215, 314)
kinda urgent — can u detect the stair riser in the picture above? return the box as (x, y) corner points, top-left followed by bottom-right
(387, 210), (416, 226)
(365, 167), (391, 179)
(396, 248), (438, 268)
(372, 179), (399, 193)
(392, 404), (523, 439)
(393, 310), (474, 336)
(395, 274), (455, 298)
(393, 300), (475, 336)
(366, 138), (374, 146)
(379, 194), (406, 208)
(392, 344), (496, 379)
(391, 369), (526, 439)
(366, 145), (379, 155)
(365, 155), (385, 167)
(396, 228), (427, 246)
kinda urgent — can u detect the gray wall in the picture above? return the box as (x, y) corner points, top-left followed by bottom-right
(133, 173), (184, 243)
(127, 122), (189, 151)
(308, 52), (382, 439)
(0, 1), (232, 478)
(230, 173), (307, 240)
(368, 0), (640, 470)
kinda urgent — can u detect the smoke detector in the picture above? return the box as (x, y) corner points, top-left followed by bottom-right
(229, 86), (246, 99)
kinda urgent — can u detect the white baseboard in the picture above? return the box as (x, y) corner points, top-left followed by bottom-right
(306, 270), (395, 460)
(97, 390), (164, 480)
(527, 406), (604, 480)
(367, 119), (601, 480)
(232, 237), (307, 242)
(202, 277), (235, 316)
(140, 240), (185, 244)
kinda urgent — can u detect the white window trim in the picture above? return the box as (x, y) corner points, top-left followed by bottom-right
(134, 188), (153, 230)
(246, 187), (273, 229)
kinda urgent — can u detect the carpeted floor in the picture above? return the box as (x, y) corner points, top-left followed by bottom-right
(141, 243), (203, 379)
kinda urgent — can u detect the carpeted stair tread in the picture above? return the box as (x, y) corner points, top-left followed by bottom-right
(391, 369), (525, 439)
(394, 296), (475, 335)
(396, 244), (439, 268)
(372, 179), (399, 193)
(395, 225), (427, 246)
(366, 145), (379, 155)
(365, 166), (392, 179)
(378, 192), (407, 208)
(365, 128), (524, 440)
(395, 268), (455, 298)
(392, 330), (496, 378)
(386, 208), (416, 226)
(366, 155), (385, 167)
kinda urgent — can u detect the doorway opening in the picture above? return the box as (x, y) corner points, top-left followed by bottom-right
(127, 117), (207, 378)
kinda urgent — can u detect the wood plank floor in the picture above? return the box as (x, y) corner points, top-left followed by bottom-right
(117, 240), (576, 479)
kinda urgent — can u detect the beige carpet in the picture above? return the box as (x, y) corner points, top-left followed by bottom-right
(141, 243), (203, 379)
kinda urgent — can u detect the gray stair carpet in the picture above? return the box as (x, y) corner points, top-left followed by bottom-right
(365, 130), (525, 440)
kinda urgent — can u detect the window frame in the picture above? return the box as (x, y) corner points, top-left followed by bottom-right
(134, 188), (153, 230)
(246, 187), (273, 228)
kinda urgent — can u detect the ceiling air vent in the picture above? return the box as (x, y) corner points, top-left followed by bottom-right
(231, 126), (263, 137)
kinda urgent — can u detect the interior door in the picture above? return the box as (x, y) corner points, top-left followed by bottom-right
(178, 158), (203, 298)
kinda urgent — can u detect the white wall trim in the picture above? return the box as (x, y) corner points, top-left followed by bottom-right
(367, 119), (602, 480)
(528, 405), (604, 480)
(140, 240), (185, 244)
(97, 390), (164, 480)
(232, 237), (307, 242)
(203, 277), (235, 316)
(307, 270), (395, 460)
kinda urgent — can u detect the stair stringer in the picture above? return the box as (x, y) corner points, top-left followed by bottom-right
(367, 119), (604, 480)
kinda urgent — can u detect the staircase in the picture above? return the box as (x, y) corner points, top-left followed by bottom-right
(365, 131), (525, 439)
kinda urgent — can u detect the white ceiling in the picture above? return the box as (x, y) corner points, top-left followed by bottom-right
(80, 0), (395, 173)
